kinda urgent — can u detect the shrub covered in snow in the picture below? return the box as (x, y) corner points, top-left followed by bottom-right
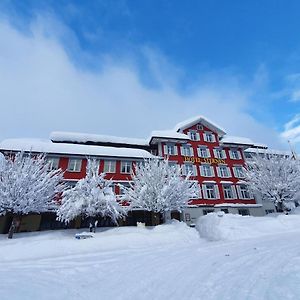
(244, 153), (300, 212)
(57, 159), (127, 224)
(121, 158), (197, 218)
(0, 152), (65, 216)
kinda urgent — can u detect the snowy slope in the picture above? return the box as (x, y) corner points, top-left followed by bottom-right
(1, 217), (300, 300)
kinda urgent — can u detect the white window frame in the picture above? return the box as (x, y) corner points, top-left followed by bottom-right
(217, 165), (231, 178)
(222, 184), (237, 199)
(180, 145), (194, 157)
(203, 132), (216, 143)
(200, 164), (214, 177)
(189, 181), (202, 199)
(189, 130), (200, 141)
(182, 163), (197, 176)
(67, 159), (82, 172)
(236, 184), (251, 199)
(213, 148), (226, 159)
(229, 149), (242, 160)
(198, 147), (210, 158)
(46, 157), (59, 171)
(233, 166), (245, 178)
(164, 143), (178, 156)
(103, 160), (116, 173)
(202, 184), (220, 199)
(120, 161), (132, 174)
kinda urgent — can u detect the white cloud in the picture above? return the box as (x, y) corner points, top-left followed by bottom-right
(281, 114), (300, 145)
(0, 16), (286, 150)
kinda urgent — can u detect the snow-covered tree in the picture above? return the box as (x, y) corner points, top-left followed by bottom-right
(0, 152), (65, 215)
(57, 159), (127, 225)
(0, 152), (65, 237)
(121, 158), (197, 221)
(245, 152), (300, 212)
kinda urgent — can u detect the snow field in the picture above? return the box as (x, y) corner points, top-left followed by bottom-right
(1, 216), (300, 299)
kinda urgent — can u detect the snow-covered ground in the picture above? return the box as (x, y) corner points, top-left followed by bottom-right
(1, 214), (300, 300)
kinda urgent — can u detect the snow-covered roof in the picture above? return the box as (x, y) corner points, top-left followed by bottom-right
(50, 131), (149, 146)
(0, 139), (154, 159)
(245, 148), (291, 156)
(150, 130), (189, 141)
(214, 203), (262, 208)
(174, 115), (226, 136)
(221, 136), (254, 146)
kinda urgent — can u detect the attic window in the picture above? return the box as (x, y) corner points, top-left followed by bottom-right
(197, 124), (203, 130)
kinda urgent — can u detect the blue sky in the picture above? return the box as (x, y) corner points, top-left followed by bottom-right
(0, 0), (300, 151)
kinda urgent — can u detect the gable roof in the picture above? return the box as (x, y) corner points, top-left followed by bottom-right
(174, 115), (226, 136)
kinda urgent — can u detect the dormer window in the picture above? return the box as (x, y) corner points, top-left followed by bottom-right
(203, 132), (216, 143)
(196, 124), (203, 130)
(188, 130), (200, 141)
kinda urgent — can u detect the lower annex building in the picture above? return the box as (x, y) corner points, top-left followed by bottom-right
(0, 115), (276, 231)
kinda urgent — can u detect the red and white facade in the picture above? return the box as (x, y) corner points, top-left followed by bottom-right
(0, 115), (267, 226)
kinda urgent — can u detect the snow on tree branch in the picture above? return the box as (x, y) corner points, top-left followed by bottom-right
(57, 159), (127, 224)
(121, 158), (197, 213)
(0, 152), (65, 215)
(245, 152), (300, 211)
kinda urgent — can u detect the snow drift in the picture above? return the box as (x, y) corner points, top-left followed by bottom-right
(196, 212), (300, 241)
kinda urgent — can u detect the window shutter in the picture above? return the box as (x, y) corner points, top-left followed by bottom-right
(232, 167), (237, 177)
(236, 185), (243, 199)
(238, 150), (242, 159)
(207, 149), (211, 158)
(163, 145), (168, 156)
(180, 146), (184, 156)
(196, 133), (200, 141)
(226, 167), (231, 178)
(213, 149), (217, 158)
(212, 134), (216, 142)
(182, 165), (187, 176)
(193, 165), (197, 176)
(190, 147), (194, 156)
(197, 147), (201, 157)
(232, 185), (237, 199)
(200, 165), (204, 176)
(215, 185), (220, 199)
(202, 184), (208, 199)
(174, 145), (178, 155)
(222, 150), (226, 159)
(216, 166), (221, 177)
(229, 150), (233, 159)
(210, 166), (215, 177)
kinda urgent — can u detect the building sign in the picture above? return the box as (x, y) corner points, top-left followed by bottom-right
(183, 156), (226, 164)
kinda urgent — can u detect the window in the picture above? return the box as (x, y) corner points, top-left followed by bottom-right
(233, 166), (245, 178)
(120, 161), (132, 174)
(46, 157), (59, 170)
(189, 131), (200, 141)
(198, 147), (210, 158)
(222, 184), (235, 199)
(217, 166), (231, 178)
(221, 208), (229, 214)
(164, 144), (177, 156)
(67, 159), (82, 172)
(213, 148), (226, 159)
(229, 149), (241, 160)
(238, 209), (250, 216)
(203, 209), (214, 215)
(189, 181), (201, 199)
(200, 165), (214, 177)
(203, 132), (216, 142)
(181, 145), (194, 156)
(183, 164), (197, 176)
(103, 160), (116, 173)
(196, 124), (203, 130)
(202, 184), (219, 199)
(237, 184), (251, 199)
